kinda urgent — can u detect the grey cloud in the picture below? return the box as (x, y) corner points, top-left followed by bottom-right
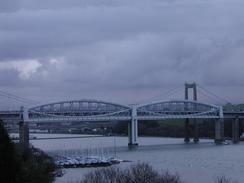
(0, 0), (20, 13)
(0, 0), (244, 108)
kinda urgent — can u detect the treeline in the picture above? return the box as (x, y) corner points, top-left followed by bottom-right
(80, 162), (237, 183)
(81, 162), (180, 183)
(112, 119), (243, 138)
(0, 120), (55, 183)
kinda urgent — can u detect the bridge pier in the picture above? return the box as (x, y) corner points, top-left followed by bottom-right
(184, 119), (190, 143)
(128, 119), (138, 146)
(215, 118), (224, 144)
(19, 107), (29, 148)
(193, 120), (199, 143)
(232, 117), (240, 143)
(19, 122), (29, 148)
(128, 105), (138, 147)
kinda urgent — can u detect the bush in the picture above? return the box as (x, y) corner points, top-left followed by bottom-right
(16, 146), (56, 183)
(215, 176), (238, 183)
(0, 119), (55, 183)
(0, 120), (22, 183)
(81, 163), (239, 183)
(81, 162), (181, 183)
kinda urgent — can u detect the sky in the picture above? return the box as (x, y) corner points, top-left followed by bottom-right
(0, 0), (244, 109)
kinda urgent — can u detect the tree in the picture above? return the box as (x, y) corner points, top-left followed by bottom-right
(81, 162), (181, 183)
(0, 119), (22, 183)
(0, 119), (55, 183)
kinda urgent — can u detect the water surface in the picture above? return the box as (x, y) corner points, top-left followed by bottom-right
(30, 134), (244, 183)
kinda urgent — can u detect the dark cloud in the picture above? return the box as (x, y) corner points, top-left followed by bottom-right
(0, 0), (244, 109)
(0, 0), (20, 13)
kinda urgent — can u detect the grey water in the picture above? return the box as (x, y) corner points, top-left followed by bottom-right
(30, 134), (244, 183)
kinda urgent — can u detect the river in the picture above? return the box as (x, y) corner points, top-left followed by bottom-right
(29, 134), (244, 183)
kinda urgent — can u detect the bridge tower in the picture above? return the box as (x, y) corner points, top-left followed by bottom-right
(19, 106), (29, 148)
(128, 105), (138, 146)
(184, 82), (199, 143)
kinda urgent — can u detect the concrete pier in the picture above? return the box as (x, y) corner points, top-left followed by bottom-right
(128, 105), (138, 146)
(232, 117), (240, 143)
(193, 120), (199, 143)
(19, 121), (29, 148)
(19, 107), (29, 148)
(184, 119), (190, 143)
(215, 118), (224, 144)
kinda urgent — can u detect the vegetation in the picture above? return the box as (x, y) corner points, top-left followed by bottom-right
(15, 145), (56, 183)
(81, 162), (180, 183)
(223, 103), (244, 111)
(0, 120), (55, 183)
(112, 120), (213, 138)
(215, 176), (238, 183)
(112, 119), (243, 139)
(80, 162), (238, 183)
(0, 120), (22, 182)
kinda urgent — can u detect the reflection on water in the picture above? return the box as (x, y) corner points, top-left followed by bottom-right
(30, 134), (244, 183)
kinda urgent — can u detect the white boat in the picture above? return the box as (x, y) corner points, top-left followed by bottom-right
(223, 141), (230, 145)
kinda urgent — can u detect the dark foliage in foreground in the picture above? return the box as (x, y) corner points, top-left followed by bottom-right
(15, 145), (56, 183)
(0, 120), (55, 183)
(81, 162), (180, 183)
(215, 176), (238, 183)
(0, 120), (22, 183)
(80, 162), (239, 183)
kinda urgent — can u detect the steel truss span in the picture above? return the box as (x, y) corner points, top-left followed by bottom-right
(27, 99), (222, 123)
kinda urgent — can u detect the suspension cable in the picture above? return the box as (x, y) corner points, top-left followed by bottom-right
(138, 85), (183, 104)
(0, 89), (41, 106)
(197, 84), (232, 105)
(197, 90), (224, 105)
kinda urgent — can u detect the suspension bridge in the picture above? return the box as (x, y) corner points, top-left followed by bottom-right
(0, 83), (243, 147)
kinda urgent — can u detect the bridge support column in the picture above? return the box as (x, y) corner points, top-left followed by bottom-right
(215, 118), (224, 144)
(19, 107), (29, 148)
(193, 120), (199, 143)
(19, 122), (29, 148)
(184, 119), (190, 143)
(232, 117), (240, 143)
(128, 105), (138, 147)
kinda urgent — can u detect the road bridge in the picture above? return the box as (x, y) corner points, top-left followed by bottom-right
(0, 83), (243, 147)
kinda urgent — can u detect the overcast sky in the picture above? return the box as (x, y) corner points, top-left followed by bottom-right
(0, 0), (244, 109)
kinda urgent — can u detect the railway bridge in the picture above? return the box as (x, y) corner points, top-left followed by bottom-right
(1, 83), (243, 147)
